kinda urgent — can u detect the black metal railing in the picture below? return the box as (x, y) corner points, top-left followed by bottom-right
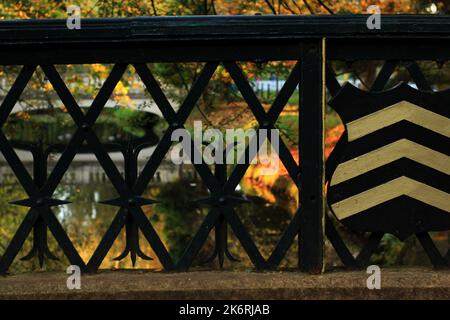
(0, 15), (449, 274)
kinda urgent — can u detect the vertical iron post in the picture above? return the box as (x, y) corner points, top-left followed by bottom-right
(299, 39), (325, 273)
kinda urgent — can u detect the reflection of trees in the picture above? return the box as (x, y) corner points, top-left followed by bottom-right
(0, 175), (164, 273)
(154, 178), (211, 263)
(154, 176), (297, 269)
(51, 180), (164, 270)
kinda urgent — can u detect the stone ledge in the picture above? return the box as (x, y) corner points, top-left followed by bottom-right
(0, 268), (449, 300)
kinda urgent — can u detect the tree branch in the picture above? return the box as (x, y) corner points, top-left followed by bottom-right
(291, 0), (304, 14)
(302, 0), (315, 14)
(151, 0), (159, 16)
(317, 0), (334, 14)
(280, 0), (298, 14)
(264, 0), (278, 14)
(211, 0), (217, 15)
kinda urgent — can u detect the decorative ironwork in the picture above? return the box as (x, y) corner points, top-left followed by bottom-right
(325, 61), (450, 268)
(328, 84), (450, 239)
(0, 15), (449, 274)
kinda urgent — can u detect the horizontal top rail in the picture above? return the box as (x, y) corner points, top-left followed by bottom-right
(1, 15), (450, 44)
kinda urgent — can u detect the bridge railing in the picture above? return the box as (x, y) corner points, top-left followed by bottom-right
(0, 15), (449, 274)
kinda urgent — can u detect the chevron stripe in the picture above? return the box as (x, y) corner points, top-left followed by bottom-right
(328, 158), (450, 202)
(347, 101), (450, 141)
(339, 121), (450, 162)
(331, 176), (450, 220)
(330, 139), (450, 186)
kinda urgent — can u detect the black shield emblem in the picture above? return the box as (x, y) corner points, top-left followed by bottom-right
(327, 82), (450, 240)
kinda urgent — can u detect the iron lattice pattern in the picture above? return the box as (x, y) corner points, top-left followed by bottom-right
(1, 58), (447, 274)
(0, 62), (305, 274)
(325, 60), (449, 268)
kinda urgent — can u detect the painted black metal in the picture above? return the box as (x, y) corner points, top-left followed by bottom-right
(19, 143), (58, 267)
(110, 141), (155, 265)
(199, 150), (241, 269)
(0, 15), (448, 274)
(298, 40), (324, 273)
(1, 15), (450, 44)
(325, 60), (449, 268)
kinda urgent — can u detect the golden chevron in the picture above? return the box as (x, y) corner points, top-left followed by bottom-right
(347, 101), (450, 141)
(330, 139), (450, 186)
(331, 176), (450, 220)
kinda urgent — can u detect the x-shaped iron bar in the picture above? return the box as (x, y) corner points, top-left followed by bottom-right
(41, 64), (180, 272)
(136, 62), (271, 270)
(0, 65), (85, 273)
(175, 61), (301, 269)
(85, 62), (223, 271)
(217, 62), (302, 268)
